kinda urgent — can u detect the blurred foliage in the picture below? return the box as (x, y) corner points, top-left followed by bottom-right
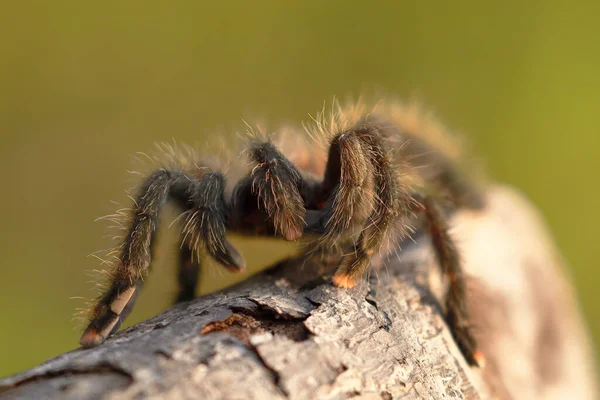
(0, 1), (598, 377)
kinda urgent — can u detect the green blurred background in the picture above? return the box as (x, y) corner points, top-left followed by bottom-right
(1, 2), (598, 377)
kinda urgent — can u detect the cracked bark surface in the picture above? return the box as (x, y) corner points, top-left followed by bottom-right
(0, 186), (597, 400)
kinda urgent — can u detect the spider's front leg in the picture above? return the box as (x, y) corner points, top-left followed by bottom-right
(80, 170), (244, 347)
(231, 141), (307, 241)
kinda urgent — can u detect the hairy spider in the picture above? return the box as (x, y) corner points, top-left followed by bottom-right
(79, 99), (485, 367)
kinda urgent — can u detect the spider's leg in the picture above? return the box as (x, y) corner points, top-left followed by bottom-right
(174, 241), (200, 303)
(179, 172), (245, 270)
(80, 170), (244, 347)
(366, 113), (485, 210)
(415, 194), (481, 366)
(169, 180), (202, 304)
(310, 127), (409, 288)
(312, 126), (481, 366)
(306, 131), (373, 242)
(171, 172), (244, 304)
(232, 141), (305, 240)
(398, 136), (485, 210)
(80, 170), (179, 347)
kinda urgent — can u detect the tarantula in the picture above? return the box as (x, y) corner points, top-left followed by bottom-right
(80, 100), (485, 367)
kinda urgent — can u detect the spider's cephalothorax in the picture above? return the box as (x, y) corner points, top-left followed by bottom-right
(80, 100), (485, 367)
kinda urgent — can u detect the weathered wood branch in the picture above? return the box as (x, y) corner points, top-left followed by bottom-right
(0, 187), (597, 400)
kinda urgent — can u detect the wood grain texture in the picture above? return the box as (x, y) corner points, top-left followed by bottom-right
(0, 186), (596, 400)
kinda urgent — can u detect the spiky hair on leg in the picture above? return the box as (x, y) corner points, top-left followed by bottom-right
(75, 140), (238, 341)
(75, 98), (485, 366)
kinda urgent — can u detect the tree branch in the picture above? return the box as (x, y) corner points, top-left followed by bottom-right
(0, 186), (596, 400)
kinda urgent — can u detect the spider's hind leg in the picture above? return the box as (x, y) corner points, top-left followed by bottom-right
(415, 194), (482, 367)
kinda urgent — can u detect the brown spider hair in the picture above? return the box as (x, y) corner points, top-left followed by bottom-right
(78, 98), (485, 366)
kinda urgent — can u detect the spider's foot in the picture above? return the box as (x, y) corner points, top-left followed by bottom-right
(79, 328), (105, 348)
(461, 346), (485, 368)
(281, 223), (303, 242)
(331, 252), (370, 289)
(452, 323), (483, 367)
(80, 284), (137, 348)
(332, 273), (358, 288)
(473, 349), (486, 368)
(79, 314), (118, 348)
(214, 241), (246, 272)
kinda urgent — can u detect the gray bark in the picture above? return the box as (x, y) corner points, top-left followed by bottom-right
(0, 186), (597, 400)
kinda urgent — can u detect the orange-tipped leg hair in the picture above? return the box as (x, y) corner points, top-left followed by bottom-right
(81, 101), (484, 367)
